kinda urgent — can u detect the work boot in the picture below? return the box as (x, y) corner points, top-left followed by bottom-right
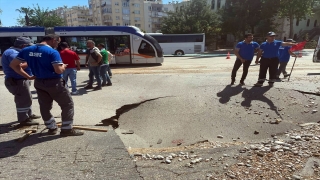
(93, 86), (102, 91)
(30, 114), (41, 119)
(84, 85), (93, 89)
(284, 74), (290, 78)
(254, 82), (263, 87)
(20, 118), (39, 126)
(231, 79), (235, 85)
(102, 83), (112, 87)
(60, 129), (84, 137)
(48, 128), (58, 135)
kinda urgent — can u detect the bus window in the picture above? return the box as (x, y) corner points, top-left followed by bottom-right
(171, 36), (185, 42)
(88, 37), (105, 48)
(153, 36), (171, 43)
(0, 36), (43, 54)
(0, 37), (15, 55)
(114, 35), (131, 56)
(193, 35), (203, 42)
(63, 36), (88, 54)
(138, 40), (155, 57)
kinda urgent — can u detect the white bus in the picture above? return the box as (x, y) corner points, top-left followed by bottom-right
(54, 26), (164, 64)
(148, 33), (205, 55)
(313, 36), (320, 63)
(0, 27), (45, 66)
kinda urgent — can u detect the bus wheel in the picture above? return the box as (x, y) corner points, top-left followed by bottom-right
(175, 50), (184, 56)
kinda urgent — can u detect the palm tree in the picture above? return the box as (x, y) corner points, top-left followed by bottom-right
(0, 9), (2, 26)
(16, 7), (34, 26)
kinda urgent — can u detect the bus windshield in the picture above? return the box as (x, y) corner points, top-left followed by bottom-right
(143, 34), (163, 58)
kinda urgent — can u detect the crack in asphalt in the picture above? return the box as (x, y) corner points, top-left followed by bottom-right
(97, 96), (174, 128)
(134, 163), (145, 180)
(294, 90), (320, 96)
(73, 147), (81, 164)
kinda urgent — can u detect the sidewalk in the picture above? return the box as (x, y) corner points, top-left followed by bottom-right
(203, 48), (234, 54)
(0, 124), (141, 180)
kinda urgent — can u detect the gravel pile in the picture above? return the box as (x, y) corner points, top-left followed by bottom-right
(131, 122), (320, 179)
(216, 122), (320, 180)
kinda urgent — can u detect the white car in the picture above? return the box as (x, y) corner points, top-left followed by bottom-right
(313, 36), (320, 63)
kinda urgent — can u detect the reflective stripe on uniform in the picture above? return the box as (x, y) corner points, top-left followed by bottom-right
(60, 120), (73, 130)
(16, 106), (31, 113)
(44, 118), (57, 129)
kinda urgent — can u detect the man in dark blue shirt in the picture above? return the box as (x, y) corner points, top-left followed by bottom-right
(254, 32), (297, 87)
(276, 39), (297, 79)
(10, 34), (84, 137)
(2, 37), (41, 126)
(231, 33), (259, 85)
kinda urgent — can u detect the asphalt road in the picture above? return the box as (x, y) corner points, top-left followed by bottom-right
(0, 49), (319, 179)
(1, 50), (318, 149)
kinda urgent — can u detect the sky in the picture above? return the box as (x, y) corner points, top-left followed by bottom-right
(0, 0), (180, 27)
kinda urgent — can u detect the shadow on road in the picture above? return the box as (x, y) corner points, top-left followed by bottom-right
(0, 122), (22, 134)
(188, 55), (232, 59)
(110, 64), (162, 69)
(241, 86), (272, 107)
(217, 85), (283, 118)
(217, 85), (245, 104)
(241, 87), (282, 118)
(0, 126), (60, 158)
(307, 73), (320, 76)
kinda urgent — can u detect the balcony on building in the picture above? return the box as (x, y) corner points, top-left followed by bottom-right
(123, 20), (130, 24)
(103, 22), (112, 26)
(101, 0), (112, 6)
(151, 12), (163, 17)
(102, 8), (112, 15)
(78, 18), (87, 22)
(150, 3), (163, 11)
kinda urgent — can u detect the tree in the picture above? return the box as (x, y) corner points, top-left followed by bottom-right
(312, 0), (320, 21)
(16, 7), (34, 26)
(219, 0), (280, 42)
(218, 0), (246, 42)
(160, 0), (221, 46)
(0, 8), (2, 26)
(16, 4), (65, 27)
(278, 0), (315, 38)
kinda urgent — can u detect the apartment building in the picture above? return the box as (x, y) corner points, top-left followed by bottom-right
(52, 7), (66, 21)
(276, 16), (319, 42)
(88, 0), (145, 28)
(65, 6), (92, 26)
(51, 6), (92, 26)
(144, 0), (174, 33)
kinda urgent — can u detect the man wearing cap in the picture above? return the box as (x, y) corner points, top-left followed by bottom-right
(276, 39), (297, 79)
(231, 33), (260, 85)
(2, 37), (41, 126)
(254, 32), (297, 87)
(9, 34), (84, 137)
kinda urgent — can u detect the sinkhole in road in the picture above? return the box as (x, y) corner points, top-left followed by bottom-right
(96, 96), (174, 129)
(94, 87), (319, 148)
